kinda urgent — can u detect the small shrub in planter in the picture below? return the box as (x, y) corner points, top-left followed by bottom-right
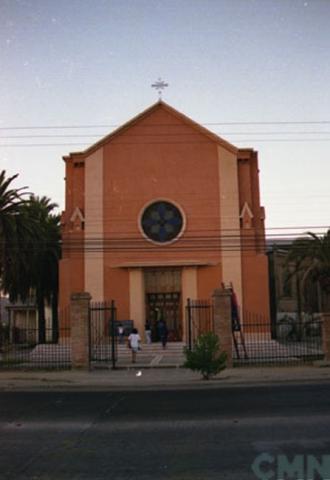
(184, 332), (227, 380)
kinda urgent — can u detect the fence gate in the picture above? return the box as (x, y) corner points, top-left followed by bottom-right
(89, 300), (117, 369)
(186, 299), (214, 350)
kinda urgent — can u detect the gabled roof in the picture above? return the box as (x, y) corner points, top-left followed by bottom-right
(64, 100), (238, 160)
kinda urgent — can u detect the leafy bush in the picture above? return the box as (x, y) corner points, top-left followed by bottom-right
(184, 332), (227, 380)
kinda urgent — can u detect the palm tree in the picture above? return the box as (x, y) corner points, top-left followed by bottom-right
(0, 170), (29, 281)
(0, 171), (31, 330)
(21, 196), (61, 343)
(287, 230), (330, 312)
(1, 183), (61, 343)
(0, 172), (61, 343)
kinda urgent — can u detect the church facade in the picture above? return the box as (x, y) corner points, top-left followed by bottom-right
(59, 101), (269, 340)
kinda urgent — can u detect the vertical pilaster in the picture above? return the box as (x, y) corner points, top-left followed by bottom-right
(217, 146), (243, 317)
(70, 292), (91, 369)
(129, 269), (145, 338)
(181, 267), (198, 343)
(85, 148), (104, 301)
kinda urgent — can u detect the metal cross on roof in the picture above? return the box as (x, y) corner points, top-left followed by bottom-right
(151, 78), (169, 99)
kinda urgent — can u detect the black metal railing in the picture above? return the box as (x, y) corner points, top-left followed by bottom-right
(185, 299), (324, 366)
(186, 299), (214, 350)
(0, 306), (71, 370)
(89, 300), (118, 369)
(233, 311), (323, 366)
(0, 324), (71, 370)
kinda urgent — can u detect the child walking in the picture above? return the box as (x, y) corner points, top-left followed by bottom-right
(128, 328), (141, 363)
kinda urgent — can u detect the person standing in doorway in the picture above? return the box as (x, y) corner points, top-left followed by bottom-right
(157, 319), (168, 349)
(128, 328), (141, 363)
(145, 321), (152, 344)
(117, 323), (125, 344)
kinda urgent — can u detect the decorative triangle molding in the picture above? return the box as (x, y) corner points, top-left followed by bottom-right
(70, 207), (85, 223)
(240, 202), (254, 219)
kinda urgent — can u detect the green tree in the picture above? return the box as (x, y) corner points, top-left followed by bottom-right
(1, 178), (61, 343)
(22, 196), (61, 343)
(0, 170), (29, 283)
(287, 230), (330, 312)
(184, 332), (227, 380)
(0, 170), (34, 318)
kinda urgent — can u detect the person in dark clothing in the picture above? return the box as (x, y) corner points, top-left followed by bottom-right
(157, 319), (168, 349)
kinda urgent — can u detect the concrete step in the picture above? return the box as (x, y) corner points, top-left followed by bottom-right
(92, 342), (186, 366)
(26, 342), (187, 367)
(117, 343), (185, 350)
(95, 347), (185, 359)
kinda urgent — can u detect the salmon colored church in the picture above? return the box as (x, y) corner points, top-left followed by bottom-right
(59, 101), (269, 340)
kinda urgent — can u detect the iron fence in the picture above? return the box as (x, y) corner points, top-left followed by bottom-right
(234, 311), (323, 366)
(0, 308), (71, 370)
(186, 299), (214, 350)
(186, 299), (324, 366)
(89, 300), (118, 369)
(0, 326), (71, 369)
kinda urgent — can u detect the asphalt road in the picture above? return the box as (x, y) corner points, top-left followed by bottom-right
(1, 383), (330, 480)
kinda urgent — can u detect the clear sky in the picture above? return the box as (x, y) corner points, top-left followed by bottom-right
(1, 0), (329, 237)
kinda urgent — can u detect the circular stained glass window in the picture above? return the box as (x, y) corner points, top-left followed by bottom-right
(141, 201), (184, 243)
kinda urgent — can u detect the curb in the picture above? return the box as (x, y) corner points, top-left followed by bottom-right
(1, 374), (330, 392)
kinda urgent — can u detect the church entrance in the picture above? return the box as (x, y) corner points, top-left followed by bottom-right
(144, 268), (182, 341)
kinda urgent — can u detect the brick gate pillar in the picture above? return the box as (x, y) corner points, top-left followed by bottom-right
(212, 288), (233, 368)
(322, 313), (330, 362)
(70, 292), (91, 369)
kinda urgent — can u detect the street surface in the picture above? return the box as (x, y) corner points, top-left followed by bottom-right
(1, 383), (330, 479)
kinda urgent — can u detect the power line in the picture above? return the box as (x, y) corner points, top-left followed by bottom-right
(0, 143), (90, 147)
(3, 138), (330, 147)
(2, 130), (330, 139)
(206, 121), (330, 126)
(3, 229), (327, 244)
(4, 241), (327, 254)
(67, 225), (329, 233)
(0, 124), (117, 131)
(2, 120), (330, 131)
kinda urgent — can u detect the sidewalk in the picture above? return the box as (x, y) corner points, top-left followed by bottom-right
(1, 363), (330, 391)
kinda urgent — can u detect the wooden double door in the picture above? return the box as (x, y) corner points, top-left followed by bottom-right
(144, 268), (182, 341)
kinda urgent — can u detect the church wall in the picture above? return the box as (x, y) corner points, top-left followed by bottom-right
(102, 107), (223, 267)
(182, 266), (198, 340)
(238, 151), (270, 320)
(62, 157), (85, 223)
(241, 252), (270, 319)
(59, 102), (270, 332)
(217, 145), (243, 309)
(59, 252), (84, 322)
(100, 107), (225, 327)
(71, 159), (85, 213)
(197, 265), (222, 299)
(59, 157), (85, 316)
(85, 148), (104, 301)
(237, 158), (252, 209)
(104, 266), (130, 319)
(128, 268), (145, 334)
